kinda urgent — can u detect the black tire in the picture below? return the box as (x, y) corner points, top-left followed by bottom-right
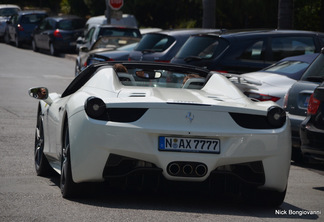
(4, 31), (10, 44)
(60, 120), (78, 198)
(292, 147), (304, 163)
(32, 39), (38, 52)
(49, 42), (57, 56)
(34, 108), (53, 176)
(15, 35), (21, 48)
(243, 186), (287, 207)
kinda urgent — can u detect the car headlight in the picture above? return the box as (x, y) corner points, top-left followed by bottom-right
(267, 106), (286, 128)
(84, 97), (106, 119)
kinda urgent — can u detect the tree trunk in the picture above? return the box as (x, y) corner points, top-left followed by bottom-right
(202, 0), (216, 28)
(321, 0), (324, 32)
(278, 0), (293, 29)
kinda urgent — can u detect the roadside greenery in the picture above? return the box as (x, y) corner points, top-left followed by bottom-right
(0, 0), (323, 31)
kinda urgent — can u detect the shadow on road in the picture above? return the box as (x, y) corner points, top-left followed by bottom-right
(47, 175), (319, 220)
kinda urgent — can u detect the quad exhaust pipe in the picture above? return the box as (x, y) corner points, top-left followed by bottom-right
(167, 162), (207, 177)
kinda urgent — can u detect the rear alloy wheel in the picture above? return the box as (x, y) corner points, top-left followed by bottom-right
(34, 109), (52, 176)
(60, 120), (78, 198)
(50, 42), (57, 56)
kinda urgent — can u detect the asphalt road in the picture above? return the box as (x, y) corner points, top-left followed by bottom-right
(0, 43), (324, 222)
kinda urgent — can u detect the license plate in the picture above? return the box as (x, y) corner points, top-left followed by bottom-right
(159, 136), (220, 153)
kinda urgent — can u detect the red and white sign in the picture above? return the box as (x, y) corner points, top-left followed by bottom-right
(108, 0), (123, 10)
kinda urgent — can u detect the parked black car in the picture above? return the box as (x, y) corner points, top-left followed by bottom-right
(300, 82), (324, 162)
(128, 29), (221, 63)
(4, 10), (47, 48)
(75, 37), (140, 76)
(32, 15), (85, 55)
(284, 48), (324, 162)
(171, 30), (324, 73)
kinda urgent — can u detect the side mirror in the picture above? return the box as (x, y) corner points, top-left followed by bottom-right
(79, 46), (89, 52)
(28, 87), (48, 100)
(76, 37), (84, 44)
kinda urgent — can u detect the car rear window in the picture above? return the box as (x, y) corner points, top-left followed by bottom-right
(21, 14), (46, 24)
(174, 35), (229, 59)
(301, 53), (324, 81)
(0, 8), (19, 16)
(98, 27), (141, 38)
(271, 36), (316, 61)
(264, 60), (309, 75)
(134, 33), (176, 52)
(57, 18), (85, 30)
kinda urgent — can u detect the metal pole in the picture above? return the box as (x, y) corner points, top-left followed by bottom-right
(105, 0), (111, 24)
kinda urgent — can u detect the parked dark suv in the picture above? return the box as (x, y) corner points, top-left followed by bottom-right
(32, 15), (85, 56)
(128, 29), (221, 63)
(4, 10), (47, 47)
(171, 30), (324, 73)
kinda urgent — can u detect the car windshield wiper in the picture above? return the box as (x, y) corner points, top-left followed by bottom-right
(184, 56), (202, 62)
(305, 76), (324, 82)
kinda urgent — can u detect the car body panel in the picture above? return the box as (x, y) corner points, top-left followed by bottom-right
(75, 42), (138, 76)
(231, 53), (318, 107)
(31, 62), (291, 198)
(171, 30), (324, 74)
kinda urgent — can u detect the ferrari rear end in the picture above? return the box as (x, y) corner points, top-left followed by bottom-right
(65, 63), (291, 206)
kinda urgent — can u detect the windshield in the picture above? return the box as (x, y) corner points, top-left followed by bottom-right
(98, 27), (141, 38)
(21, 14), (46, 24)
(174, 35), (229, 60)
(0, 8), (19, 17)
(301, 53), (324, 82)
(134, 33), (175, 52)
(113, 64), (207, 89)
(92, 36), (141, 50)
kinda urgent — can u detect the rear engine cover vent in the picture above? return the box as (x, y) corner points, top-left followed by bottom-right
(129, 92), (147, 97)
(207, 95), (223, 101)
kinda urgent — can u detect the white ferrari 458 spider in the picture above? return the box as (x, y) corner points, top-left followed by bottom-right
(28, 62), (291, 206)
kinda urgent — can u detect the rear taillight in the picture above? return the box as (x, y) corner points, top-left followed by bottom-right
(245, 92), (280, 102)
(54, 29), (62, 38)
(213, 70), (228, 74)
(17, 24), (24, 31)
(307, 94), (321, 115)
